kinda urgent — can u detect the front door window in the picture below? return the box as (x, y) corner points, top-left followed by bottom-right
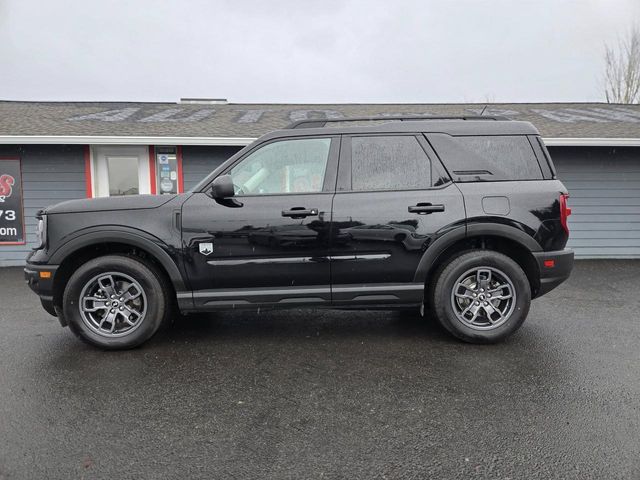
(229, 138), (331, 195)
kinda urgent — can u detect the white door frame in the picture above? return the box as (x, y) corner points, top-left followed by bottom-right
(92, 146), (151, 197)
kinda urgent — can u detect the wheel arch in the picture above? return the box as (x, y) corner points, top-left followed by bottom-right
(414, 224), (542, 298)
(50, 230), (186, 311)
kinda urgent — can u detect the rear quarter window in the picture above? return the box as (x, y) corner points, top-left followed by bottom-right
(427, 134), (543, 181)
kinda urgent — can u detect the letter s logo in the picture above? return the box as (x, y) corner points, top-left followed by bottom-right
(0, 174), (15, 198)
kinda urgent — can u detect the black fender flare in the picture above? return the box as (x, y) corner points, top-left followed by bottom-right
(49, 228), (187, 291)
(413, 223), (541, 284)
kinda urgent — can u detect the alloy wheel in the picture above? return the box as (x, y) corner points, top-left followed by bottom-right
(78, 272), (148, 337)
(450, 266), (516, 330)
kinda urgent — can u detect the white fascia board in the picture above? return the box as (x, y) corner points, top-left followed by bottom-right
(542, 137), (640, 147)
(0, 135), (257, 146)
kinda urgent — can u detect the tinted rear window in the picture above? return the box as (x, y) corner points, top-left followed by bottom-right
(428, 134), (542, 181)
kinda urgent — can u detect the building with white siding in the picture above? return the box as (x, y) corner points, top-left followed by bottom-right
(1, 100), (639, 266)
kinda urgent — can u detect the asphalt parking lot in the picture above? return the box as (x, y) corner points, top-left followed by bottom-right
(1, 260), (639, 479)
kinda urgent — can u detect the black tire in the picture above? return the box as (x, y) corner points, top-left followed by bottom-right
(63, 255), (169, 350)
(430, 250), (531, 344)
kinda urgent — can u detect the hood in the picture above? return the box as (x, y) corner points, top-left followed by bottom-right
(44, 194), (178, 214)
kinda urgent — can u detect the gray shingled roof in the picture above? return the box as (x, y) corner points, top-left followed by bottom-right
(1, 101), (640, 139)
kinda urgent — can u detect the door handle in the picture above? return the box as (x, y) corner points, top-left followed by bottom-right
(408, 203), (445, 214)
(281, 207), (319, 218)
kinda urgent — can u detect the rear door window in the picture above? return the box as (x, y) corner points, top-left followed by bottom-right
(350, 135), (432, 191)
(427, 134), (543, 181)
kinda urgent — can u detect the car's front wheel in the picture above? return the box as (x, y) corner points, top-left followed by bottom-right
(63, 255), (168, 349)
(431, 250), (531, 343)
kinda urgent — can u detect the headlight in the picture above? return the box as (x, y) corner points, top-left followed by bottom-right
(35, 214), (47, 249)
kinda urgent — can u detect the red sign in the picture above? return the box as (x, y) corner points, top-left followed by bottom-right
(0, 174), (15, 198)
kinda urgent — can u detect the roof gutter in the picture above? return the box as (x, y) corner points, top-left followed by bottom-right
(0, 135), (257, 146)
(1, 135), (639, 147)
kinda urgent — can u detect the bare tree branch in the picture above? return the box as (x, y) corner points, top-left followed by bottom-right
(603, 26), (640, 104)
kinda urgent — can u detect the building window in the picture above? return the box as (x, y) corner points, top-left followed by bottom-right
(93, 146), (151, 198)
(107, 156), (139, 196)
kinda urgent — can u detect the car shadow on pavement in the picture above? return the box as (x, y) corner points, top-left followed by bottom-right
(150, 309), (456, 346)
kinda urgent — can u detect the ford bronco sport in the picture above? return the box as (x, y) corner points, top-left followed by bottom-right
(25, 116), (574, 349)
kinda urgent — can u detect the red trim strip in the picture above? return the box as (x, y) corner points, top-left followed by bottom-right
(0, 156), (27, 245)
(149, 146), (156, 194)
(83, 146), (92, 198)
(176, 145), (184, 193)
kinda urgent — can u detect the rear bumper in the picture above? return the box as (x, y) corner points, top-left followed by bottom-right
(24, 262), (59, 317)
(533, 248), (574, 297)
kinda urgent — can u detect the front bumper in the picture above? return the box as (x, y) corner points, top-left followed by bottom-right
(533, 248), (574, 297)
(24, 262), (59, 317)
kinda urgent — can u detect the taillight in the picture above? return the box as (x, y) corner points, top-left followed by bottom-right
(560, 193), (571, 234)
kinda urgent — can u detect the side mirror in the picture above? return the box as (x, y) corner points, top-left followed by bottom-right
(210, 175), (235, 199)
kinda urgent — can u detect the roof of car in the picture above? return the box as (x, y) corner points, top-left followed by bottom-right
(0, 101), (638, 140)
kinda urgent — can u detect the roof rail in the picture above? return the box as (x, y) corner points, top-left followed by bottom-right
(286, 115), (510, 129)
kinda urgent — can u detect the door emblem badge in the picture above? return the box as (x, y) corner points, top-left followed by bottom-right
(199, 242), (214, 256)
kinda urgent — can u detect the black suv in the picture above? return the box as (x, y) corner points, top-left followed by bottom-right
(25, 116), (573, 349)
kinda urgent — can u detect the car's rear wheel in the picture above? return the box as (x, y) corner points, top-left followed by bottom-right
(63, 255), (168, 349)
(430, 250), (531, 343)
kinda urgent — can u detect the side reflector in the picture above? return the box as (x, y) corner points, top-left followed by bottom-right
(39, 271), (52, 279)
(543, 260), (555, 268)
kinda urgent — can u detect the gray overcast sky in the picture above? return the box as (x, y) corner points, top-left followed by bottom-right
(0, 0), (638, 103)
